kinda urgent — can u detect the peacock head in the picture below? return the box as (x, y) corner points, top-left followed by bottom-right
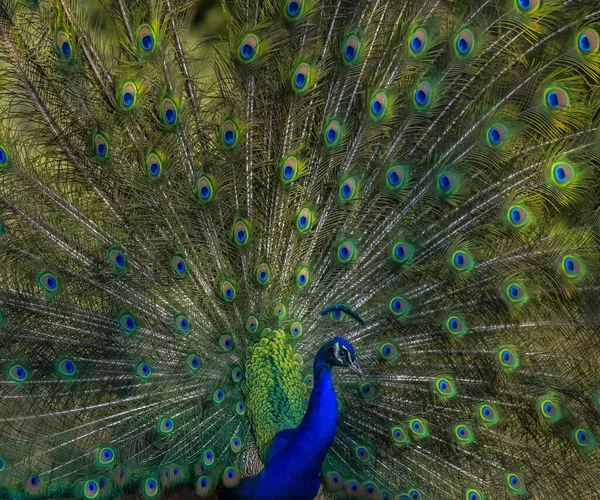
(321, 336), (362, 375)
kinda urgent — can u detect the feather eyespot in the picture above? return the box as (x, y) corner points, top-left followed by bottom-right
(57, 358), (76, 377)
(273, 302), (287, 319)
(195, 174), (215, 202)
(551, 162), (574, 186)
(56, 30), (72, 59)
(136, 362), (151, 379)
(294, 353), (304, 365)
(391, 426), (408, 444)
(414, 82), (431, 108)
(231, 367), (242, 383)
(290, 321), (303, 338)
(409, 418), (428, 438)
(435, 377), (456, 398)
(392, 242), (412, 262)
(508, 205), (528, 228)
(331, 308), (345, 321)
(221, 280), (236, 302)
(281, 156), (300, 183)
(409, 29), (427, 55)
(544, 88), (569, 110)
(137, 25), (156, 53)
(108, 247), (126, 270)
(222, 467), (240, 488)
(235, 401), (246, 415)
(84, 480), (99, 499)
(516, 0), (539, 13)
(0, 146), (8, 167)
(296, 266), (310, 288)
(26, 474), (42, 494)
(454, 424), (474, 444)
(385, 166), (406, 190)
(255, 263), (271, 286)
(498, 348), (519, 370)
(186, 354), (200, 371)
(478, 403), (499, 424)
(296, 207), (313, 232)
(452, 251), (473, 271)
(145, 152), (163, 179)
(221, 120), (239, 148)
(118, 312), (137, 335)
(455, 30), (474, 56)
(174, 313), (190, 333)
(337, 240), (356, 263)
(38, 272), (58, 292)
(120, 82), (138, 110)
(232, 219), (250, 247)
(446, 316), (467, 335)
(230, 435), (242, 453)
(540, 397), (561, 422)
(339, 177), (357, 201)
(0, 458), (5, 472)
(9, 364), (27, 382)
(370, 92), (388, 119)
(196, 476), (211, 498)
(389, 296), (408, 316)
(577, 29), (599, 54)
(94, 133), (108, 160)
(144, 478), (158, 497)
(160, 98), (178, 126)
(379, 342), (399, 361)
(158, 418), (174, 434)
(203, 449), (214, 466)
(171, 254), (188, 277)
(438, 172), (456, 194)
(98, 448), (114, 466)
(326, 472), (344, 491)
(359, 382), (376, 400)
(285, 0), (304, 19)
(342, 34), (361, 64)
(292, 62), (312, 92)
(574, 428), (595, 448)
(506, 283), (526, 303)
(212, 388), (225, 405)
(239, 34), (260, 62)
(465, 489), (484, 500)
(562, 255), (582, 278)
(506, 473), (525, 494)
(324, 119), (342, 146)
(408, 489), (421, 500)
(219, 335), (233, 351)
(355, 446), (371, 462)
(487, 124), (507, 146)
(246, 315), (258, 333)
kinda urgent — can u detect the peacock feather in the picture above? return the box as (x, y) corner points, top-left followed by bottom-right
(0, 0), (600, 498)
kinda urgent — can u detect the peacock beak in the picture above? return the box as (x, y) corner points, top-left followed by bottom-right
(348, 359), (363, 377)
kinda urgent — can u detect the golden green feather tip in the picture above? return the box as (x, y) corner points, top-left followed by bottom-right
(244, 330), (305, 449)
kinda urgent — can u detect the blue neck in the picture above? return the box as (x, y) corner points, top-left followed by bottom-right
(228, 347), (339, 500)
(298, 350), (338, 466)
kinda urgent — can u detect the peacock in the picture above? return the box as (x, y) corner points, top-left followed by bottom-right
(0, 0), (599, 498)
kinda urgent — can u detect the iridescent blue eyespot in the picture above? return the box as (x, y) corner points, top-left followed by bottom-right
(488, 124), (507, 146)
(415, 83), (431, 106)
(409, 29), (427, 55)
(288, 1), (301, 17)
(138, 25), (156, 53)
(342, 35), (361, 64)
(239, 34), (260, 62)
(56, 31), (72, 60)
(577, 30), (598, 54)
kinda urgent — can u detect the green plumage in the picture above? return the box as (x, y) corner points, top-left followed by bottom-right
(0, 0), (599, 498)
